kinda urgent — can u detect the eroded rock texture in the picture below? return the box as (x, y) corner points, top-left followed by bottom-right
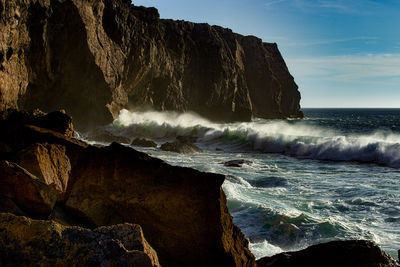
(0, 0), (302, 129)
(0, 213), (160, 267)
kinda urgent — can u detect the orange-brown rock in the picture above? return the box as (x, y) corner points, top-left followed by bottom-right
(0, 0), (302, 130)
(0, 213), (160, 267)
(0, 161), (58, 215)
(17, 143), (71, 192)
(65, 142), (255, 266)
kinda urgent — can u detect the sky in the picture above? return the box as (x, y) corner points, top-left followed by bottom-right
(132, 0), (400, 108)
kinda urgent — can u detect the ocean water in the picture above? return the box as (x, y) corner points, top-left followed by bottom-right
(84, 108), (400, 259)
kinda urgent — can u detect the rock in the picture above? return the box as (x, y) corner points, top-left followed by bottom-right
(16, 143), (71, 192)
(131, 138), (157, 148)
(256, 240), (399, 267)
(223, 159), (253, 167)
(65, 142), (255, 266)
(0, 213), (160, 267)
(160, 140), (203, 153)
(0, 0), (302, 130)
(86, 128), (131, 144)
(0, 161), (58, 216)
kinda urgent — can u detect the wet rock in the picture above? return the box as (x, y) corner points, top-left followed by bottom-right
(65, 142), (254, 266)
(223, 159), (252, 167)
(17, 143), (71, 192)
(131, 138), (157, 148)
(0, 213), (160, 267)
(256, 240), (399, 267)
(160, 140), (203, 153)
(0, 161), (58, 216)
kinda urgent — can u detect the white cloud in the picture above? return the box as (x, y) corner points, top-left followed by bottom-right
(291, 0), (381, 15)
(282, 36), (379, 47)
(286, 54), (400, 82)
(265, 0), (286, 7)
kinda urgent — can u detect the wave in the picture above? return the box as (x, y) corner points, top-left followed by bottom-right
(112, 109), (400, 168)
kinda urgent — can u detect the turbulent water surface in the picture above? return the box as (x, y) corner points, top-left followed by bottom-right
(85, 108), (400, 259)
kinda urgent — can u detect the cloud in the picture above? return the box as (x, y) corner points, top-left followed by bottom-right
(265, 0), (286, 7)
(286, 54), (400, 82)
(291, 0), (382, 15)
(282, 36), (379, 47)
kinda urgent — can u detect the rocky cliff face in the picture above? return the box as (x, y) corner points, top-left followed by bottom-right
(0, 0), (302, 129)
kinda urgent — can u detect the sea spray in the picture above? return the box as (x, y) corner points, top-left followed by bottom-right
(112, 109), (400, 168)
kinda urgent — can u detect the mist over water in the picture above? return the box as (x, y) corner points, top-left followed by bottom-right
(89, 108), (400, 259)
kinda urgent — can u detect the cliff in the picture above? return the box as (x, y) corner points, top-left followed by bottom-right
(0, 0), (302, 129)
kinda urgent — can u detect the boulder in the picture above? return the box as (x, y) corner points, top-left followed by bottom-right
(0, 213), (160, 267)
(0, 161), (58, 216)
(256, 240), (399, 267)
(131, 138), (158, 148)
(160, 140), (203, 153)
(65, 142), (254, 266)
(17, 143), (71, 192)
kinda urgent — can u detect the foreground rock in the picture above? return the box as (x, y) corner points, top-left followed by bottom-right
(256, 240), (399, 267)
(160, 140), (203, 154)
(65, 142), (254, 266)
(0, 0), (302, 129)
(0, 109), (255, 266)
(131, 138), (158, 148)
(0, 213), (160, 267)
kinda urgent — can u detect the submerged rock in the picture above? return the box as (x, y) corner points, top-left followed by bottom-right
(86, 128), (131, 144)
(223, 159), (253, 167)
(160, 140), (203, 153)
(256, 240), (399, 267)
(0, 213), (160, 267)
(131, 138), (157, 148)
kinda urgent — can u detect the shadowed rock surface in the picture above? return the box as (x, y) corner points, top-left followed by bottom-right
(256, 240), (399, 267)
(0, 0), (302, 130)
(0, 213), (160, 267)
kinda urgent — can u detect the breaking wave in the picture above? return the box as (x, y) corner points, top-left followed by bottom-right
(112, 109), (400, 168)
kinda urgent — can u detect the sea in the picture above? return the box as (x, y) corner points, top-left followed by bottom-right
(83, 108), (400, 259)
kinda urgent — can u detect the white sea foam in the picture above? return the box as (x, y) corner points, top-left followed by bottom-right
(249, 240), (283, 259)
(113, 109), (400, 168)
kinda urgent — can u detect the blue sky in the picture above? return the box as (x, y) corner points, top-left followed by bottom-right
(133, 0), (400, 108)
